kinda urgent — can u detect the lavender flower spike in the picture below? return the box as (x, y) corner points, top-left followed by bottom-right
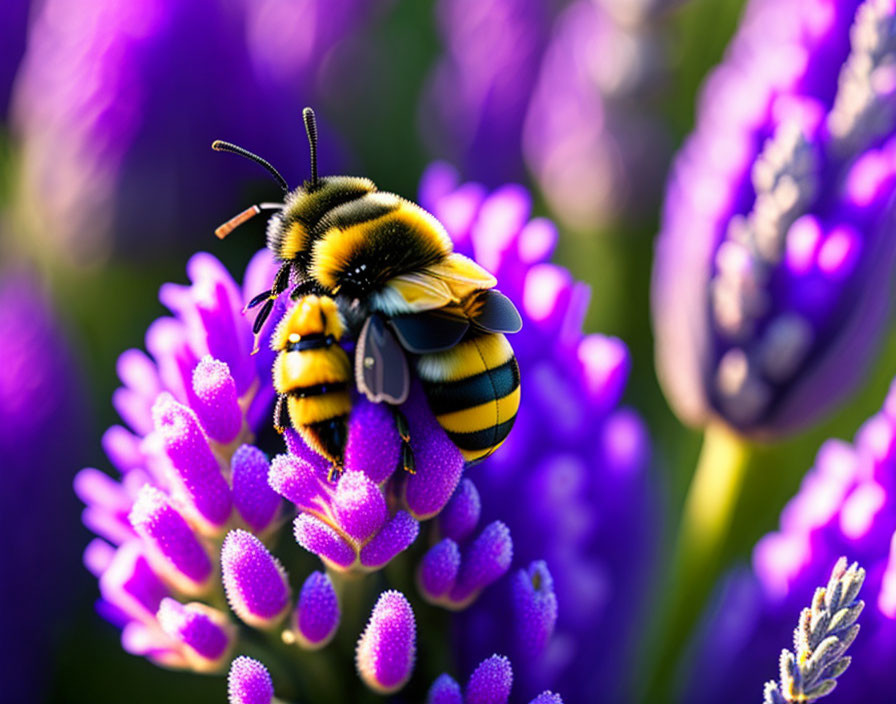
(762, 557), (864, 703)
(653, 0), (896, 436)
(221, 530), (291, 630)
(356, 590), (416, 694)
(228, 656), (274, 704)
(427, 656), (566, 704)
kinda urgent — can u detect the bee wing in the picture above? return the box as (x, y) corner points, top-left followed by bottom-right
(389, 311), (470, 353)
(355, 314), (410, 404)
(387, 272), (457, 312)
(471, 289), (523, 334)
(426, 253), (497, 294)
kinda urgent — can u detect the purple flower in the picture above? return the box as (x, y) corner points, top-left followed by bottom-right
(419, 164), (655, 703)
(522, 0), (674, 230)
(228, 656), (274, 704)
(653, 0), (896, 436)
(683, 377), (896, 703)
(10, 0), (377, 266)
(355, 590), (416, 694)
(0, 269), (87, 702)
(427, 654), (565, 704)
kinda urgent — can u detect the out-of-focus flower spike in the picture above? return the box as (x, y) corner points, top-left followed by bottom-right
(761, 557), (864, 703)
(333, 470), (388, 544)
(293, 513), (356, 570)
(449, 521), (513, 607)
(191, 356), (243, 444)
(356, 590), (416, 694)
(419, 538), (461, 602)
(438, 479), (481, 542)
(359, 510), (420, 570)
(292, 571), (340, 650)
(512, 561), (558, 661)
(426, 673), (463, 704)
(98, 541), (170, 626)
(231, 445), (280, 534)
(156, 598), (235, 672)
(74, 467), (137, 546)
(466, 654), (513, 704)
(151, 392), (232, 534)
(129, 485), (214, 596)
(228, 656), (274, 704)
(576, 334), (631, 413)
(221, 530), (290, 630)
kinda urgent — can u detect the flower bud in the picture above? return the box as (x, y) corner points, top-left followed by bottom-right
(419, 539), (461, 602)
(231, 445), (280, 533)
(356, 590), (416, 694)
(191, 356), (242, 443)
(466, 655), (513, 704)
(156, 598), (234, 672)
(333, 470), (388, 544)
(512, 561), (558, 661)
(427, 673), (463, 704)
(129, 485), (213, 596)
(293, 513), (356, 571)
(359, 511), (420, 570)
(438, 479), (481, 542)
(221, 530), (290, 629)
(293, 571), (339, 649)
(228, 656), (274, 704)
(450, 521), (514, 607)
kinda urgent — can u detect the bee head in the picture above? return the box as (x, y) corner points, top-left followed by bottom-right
(272, 295), (344, 351)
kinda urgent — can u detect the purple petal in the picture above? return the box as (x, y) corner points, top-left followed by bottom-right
(228, 656), (274, 704)
(438, 478), (481, 542)
(344, 399), (401, 484)
(356, 590), (416, 693)
(333, 470), (388, 543)
(419, 538), (461, 601)
(294, 571), (340, 649)
(450, 521), (513, 606)
(359, 510), (420, 569)
(232, 445), (280, 533)
(191, 356), (242, 443)
(156, 598), (233, 670)
(98, 541), (170, 625)
(293, 513), (356, 570)
(221, 530), (290, 629)
(268, 453), (328, 512)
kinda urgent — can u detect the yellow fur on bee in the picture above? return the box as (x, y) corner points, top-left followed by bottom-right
(280, 221), (310, 261)
(274, 348), (351, 394)
(428, 253), (496, 300)
(416, 334), (514, 383)
(287, 392), (351, 425)
(434, 386), (520, 434)
(311, 199), (453, 291)
(272, 296), (345, 350)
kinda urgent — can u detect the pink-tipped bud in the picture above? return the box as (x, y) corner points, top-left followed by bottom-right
(356, 590), (416, 694)
(129, 485), (213, 596)
(228, 656), (274, 704)
(293, 571), (340, 649)
(221, 530), (290, 629)
(156, 598), (235, 672)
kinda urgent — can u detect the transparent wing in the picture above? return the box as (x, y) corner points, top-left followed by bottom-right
(471, 289), (523, 334)
(355, 314), (410, 404)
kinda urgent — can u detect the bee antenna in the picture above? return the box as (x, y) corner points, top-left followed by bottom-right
(211, 140), (289, 193)
(303, 107), (319, 189)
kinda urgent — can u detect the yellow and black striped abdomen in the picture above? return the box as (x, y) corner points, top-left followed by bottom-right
(416, 333), (520, 462)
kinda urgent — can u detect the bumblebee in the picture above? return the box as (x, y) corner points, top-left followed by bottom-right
(213, 108), (522, 466)
(270, 294), (351, 476)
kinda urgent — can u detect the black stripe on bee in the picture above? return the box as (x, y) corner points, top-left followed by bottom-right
(446, 417), (517, 453)
(423, 360), (521, 416)
(288, 381), (349, 398)
(285, 333), (335, 352)
(313, 192), (401, 238)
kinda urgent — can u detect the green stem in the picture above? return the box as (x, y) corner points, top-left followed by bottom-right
(638, 421), (752, 702)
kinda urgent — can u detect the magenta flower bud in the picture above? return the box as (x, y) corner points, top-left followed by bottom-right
(359, 510), (421, 570)
(190, 356), (242, 443)
(356, 590), (416, 694)
(512, 561), (558, 661)
(344, 399), (402, 484)
(156, 598), (234, 672)
(293, 571), (340, 649)
(450, 521), (514, 606)
(419, 539), (461, 602)
(466, 655), (513, 704)
(231, 445), (280, 534)
(333, 470), (388, 543)
(98, 541), (169, 625)
(268, 453), (327, 513)
(151, 392), (231, 533)
(427, 673), (463, 704)
(438, 479), (481, 542)
(402, 389), (465, 520)
(221, 530), (290, 629)
(129, 485), (213, 596)
(228, 656), (274, 704)
(293, 513), (356, 570)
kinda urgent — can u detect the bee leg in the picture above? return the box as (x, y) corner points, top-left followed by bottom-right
(392, 407), (416, 475)
(326, 463), (344, 484)
(248, 264), (292, 354)
(289, 279), (318, 300)
(273, 393), (287, 434)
